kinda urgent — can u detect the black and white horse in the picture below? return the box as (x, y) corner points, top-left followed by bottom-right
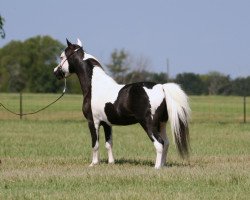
(54, 39), (191, 169)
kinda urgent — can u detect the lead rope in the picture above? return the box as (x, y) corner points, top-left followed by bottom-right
(0, 78), (67, 116)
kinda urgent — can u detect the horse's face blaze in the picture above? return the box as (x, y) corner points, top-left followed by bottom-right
(54, 51), (71, 79)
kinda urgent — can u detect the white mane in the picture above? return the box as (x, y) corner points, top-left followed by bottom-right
(83, 52), (100, 63)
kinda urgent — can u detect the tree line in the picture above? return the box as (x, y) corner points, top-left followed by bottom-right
(0, 35), (249, 96)
(103, 49), (250, 96)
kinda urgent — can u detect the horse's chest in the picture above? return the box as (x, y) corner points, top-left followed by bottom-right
(91, 96), (111, 123)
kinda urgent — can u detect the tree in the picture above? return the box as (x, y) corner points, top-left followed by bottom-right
(206, 72), (232, 95)
(106, 49), (130, 83)
(24, 36), (65, 92)
(125, 70), (150, 83)
(175, 72), (206, 95)
(0, 40), (27, 91)
(0, 15), (5, 39)
(0, 35), (65, 92)
(231, 76), (250, 96)
(150, 72), (169, 84)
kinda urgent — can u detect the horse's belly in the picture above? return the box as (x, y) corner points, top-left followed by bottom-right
(104, 102), (138, 125)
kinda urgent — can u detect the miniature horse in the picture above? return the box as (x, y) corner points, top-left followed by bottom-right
(54, 39), (191, 169)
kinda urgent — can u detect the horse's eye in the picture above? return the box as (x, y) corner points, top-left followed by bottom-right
(60, 56), (63, 60)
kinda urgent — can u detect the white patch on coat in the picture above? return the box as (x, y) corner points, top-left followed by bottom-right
(54, 51), (71, 77)
(53, 65), (58, 72)
(105, 141), (114, 163)
(143, 84), (165, 118)
(91, 67), (124, 125)
(152, 135), (163, 169)
(162, 83), (191, 142)
(89, 141), (99, 166)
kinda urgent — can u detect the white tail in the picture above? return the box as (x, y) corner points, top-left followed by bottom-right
(162, 83), (191, 158)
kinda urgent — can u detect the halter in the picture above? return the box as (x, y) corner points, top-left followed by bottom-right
(57, 47), (82, 78)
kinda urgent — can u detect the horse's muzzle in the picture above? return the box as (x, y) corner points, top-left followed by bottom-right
(54, 67), (65, 80)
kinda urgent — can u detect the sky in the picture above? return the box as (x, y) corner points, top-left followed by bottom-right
(1, 0), (250, 78)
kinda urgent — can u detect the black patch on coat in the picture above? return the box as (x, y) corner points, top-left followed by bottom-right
(153, 100), (168, 132)
(175, 110), (190, 158)
(100, 121), (112, 142)
(104, 82), (155, 125)
(86, 58), (102, 68)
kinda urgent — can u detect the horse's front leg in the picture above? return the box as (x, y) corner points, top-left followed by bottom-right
(102, 122), (114, 164)
(88, 121), (100, 167)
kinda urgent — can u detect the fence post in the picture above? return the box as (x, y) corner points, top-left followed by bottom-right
(243, 96), (246, 123)
(20, 92), (23, 120)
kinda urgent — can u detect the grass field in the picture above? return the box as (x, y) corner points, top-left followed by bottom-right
(0, 93), (250, 199)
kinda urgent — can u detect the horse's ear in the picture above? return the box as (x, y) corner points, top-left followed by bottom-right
(66, 38), (72, 47)
(77, 38), (83, 47)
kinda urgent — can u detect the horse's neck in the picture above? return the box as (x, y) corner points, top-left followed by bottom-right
(75, 63), (93, 96)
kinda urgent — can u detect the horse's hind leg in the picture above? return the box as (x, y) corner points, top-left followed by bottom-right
(160, 122), (169, 167)
(102, 122), (115, 164)
(153, 134), (164, 169)
(140, 118), (164, 169)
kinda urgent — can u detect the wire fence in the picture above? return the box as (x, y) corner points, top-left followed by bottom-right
(0, 93), (249, 123)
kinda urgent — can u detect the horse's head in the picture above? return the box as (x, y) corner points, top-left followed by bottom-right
(54, 38), (102, 80)
(54, 38), (84, 79)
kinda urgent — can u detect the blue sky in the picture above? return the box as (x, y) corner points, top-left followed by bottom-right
(1, 0), (250, 78)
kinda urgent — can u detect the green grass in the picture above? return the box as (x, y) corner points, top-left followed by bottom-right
(0, 94), (250, 199)
(1, 93), (249, 122)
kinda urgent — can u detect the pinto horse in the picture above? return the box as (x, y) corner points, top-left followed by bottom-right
(54, 39), (191, 169)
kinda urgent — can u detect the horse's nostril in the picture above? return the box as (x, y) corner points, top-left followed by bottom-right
(53, 68), (65, 80)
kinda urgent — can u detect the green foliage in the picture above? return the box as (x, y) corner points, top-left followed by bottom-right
(175, 73), (206, 95)
(106, 49), (130, 83)
(0, 14), (5, 39)
(24, 36), (64, 93)
(231, 77), (250, 96)
(125, 70), (169, 84)
(175, 71), (250, 96)
(206, 71), (232, 95)
(0, 36), (64, 92)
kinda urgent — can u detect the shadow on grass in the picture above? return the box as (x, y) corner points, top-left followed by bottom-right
(115, 158), (155, 167)
(100, 158), (191, 168)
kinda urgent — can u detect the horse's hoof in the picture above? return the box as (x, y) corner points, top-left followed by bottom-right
(154, 165), (162, 169)
(89, 162), (98, 167)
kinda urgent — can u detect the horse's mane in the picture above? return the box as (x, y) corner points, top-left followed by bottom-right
(86, 58), (102, 68)
(83, 52), (103, 69)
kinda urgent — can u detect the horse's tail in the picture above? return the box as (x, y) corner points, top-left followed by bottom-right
(162, 83), (191, 158)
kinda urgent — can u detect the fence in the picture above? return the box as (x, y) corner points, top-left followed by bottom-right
(0, 93), (249, 123)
